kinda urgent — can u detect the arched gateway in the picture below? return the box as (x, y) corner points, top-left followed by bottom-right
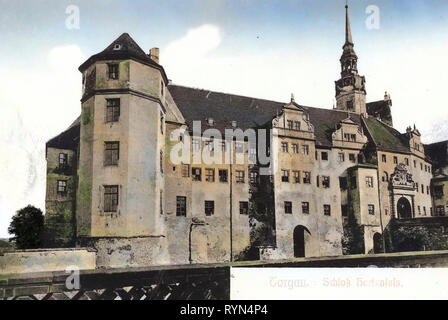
(397, 197), (412, 219)
(293, 226), (311, 258)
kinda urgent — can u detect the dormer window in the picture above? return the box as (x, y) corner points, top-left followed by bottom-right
(108, 64), (119, 80)
(231, 121), (237, 128)
(113, 44), (122, 50)
(207, 118), (215, 126)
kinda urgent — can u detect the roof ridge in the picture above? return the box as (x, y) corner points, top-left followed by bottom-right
(168, 83), (364, 116)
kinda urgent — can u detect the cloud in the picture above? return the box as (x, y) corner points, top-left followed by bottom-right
(0, 45), (84, 237)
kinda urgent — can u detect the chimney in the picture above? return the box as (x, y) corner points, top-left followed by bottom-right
(149, 47), (160, 64)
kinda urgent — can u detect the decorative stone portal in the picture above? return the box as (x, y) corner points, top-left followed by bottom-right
(293, 226), (311, 258)
(397, 197), (412, 219)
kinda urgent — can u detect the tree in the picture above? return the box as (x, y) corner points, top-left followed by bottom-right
(8, 205), (44, 249)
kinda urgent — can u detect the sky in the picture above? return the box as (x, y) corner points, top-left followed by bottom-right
(0, 0), (448, 238)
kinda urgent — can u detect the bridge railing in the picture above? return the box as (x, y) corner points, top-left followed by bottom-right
(2, 250), (448, 300)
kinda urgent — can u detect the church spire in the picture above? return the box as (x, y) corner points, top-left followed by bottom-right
(345, 3), (353, 46)
(334, 2), (367, 117)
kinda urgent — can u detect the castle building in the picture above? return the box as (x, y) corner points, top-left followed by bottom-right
(45, 5), (443, 267)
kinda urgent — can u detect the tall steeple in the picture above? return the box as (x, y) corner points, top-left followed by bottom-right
(335, 2), (367, 116)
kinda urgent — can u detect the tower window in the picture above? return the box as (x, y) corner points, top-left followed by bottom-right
(322, 176), (330, 188)
(382, 154), (387, 163)
(393, 156), (398, 164)
(368, 204), (375, 215)
(57, 180), (67, 195)
(59, 153), (68, 168)
(349, 153), (356, 163)
(366, 176), (374, 188)
(104, 142), (119, 166)
(346, 100), (354, 111)
(205, 201), (215, 216)
(104, 185), (119, 212)
(108, 64), (119, 80)
(321, 152), (328, 161)
(176, 196), (187, 216)
(106, 99), (120, 123)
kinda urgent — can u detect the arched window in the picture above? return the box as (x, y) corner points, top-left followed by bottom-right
(382, 171), (388, 182)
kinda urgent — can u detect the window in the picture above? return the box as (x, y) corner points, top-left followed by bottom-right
(316, 175), (320, 187)
(108, 64), (119, 80)
(249, 171), (258, 184)
(160, 191), (163, 215)
(281, 142), (288, 153)
(413, 160), (417, 168)
(338, 153), (345, 162)
(427, 186), (430, 195)
(236, 170), (245, 183)
(176, 196), (187, 216)
(281, 170), (290, 183)
(193, 139), (201, 152)
(240, 202), (249, 215)
(205, 201), (215, 216)
(423, 206), (427, 216)
(205, 168), (215, 182)
(221, 141), (227, 152)
(421, 184), (424, 194)
(160, 151), (164, 174)
(161, 81), (164, 97)
(346, 100), (354, 111)
(341, 205), (348, 217)
(284, 201), (292, 214)
(104, 185), (119, 212)
(205, 140), (214, 152)
(382, 171), (389, 182)
(192, 167), (202, 181)
(59, 153), (68, 168)
(349, 153), (356, 163)
(287, 120), (294, 130)
(106, 99), (120, 123)
(104, 142), (119, 166)
(323, 204), (331, 216)
(367, 204), (374, 215)
(393, 156), (398, 164)
(302, 145), (309, 155)
(249, 145), (257, 162)
(294, 121), (301, 131)
(293, 171), (301, 184)
(418, 206), (421, 215)
(366, 176), (374, 188)
(424, 165), (428, 172)
(322, 176), (330, 188)
(382, 154), (387, 163)
(302, 202), (309, 214)
(339, 177), (347, 190)
(420, 163), (423, 170)
(182, 164), (190, 177)
(321, 152), (328, 161)
(57, 180), (67, 195)
(344, 133), (356, 142)
(219, 169), (228, 183)
(405, 158), (409, 166)
(303, 172), (311, 184)
(236, 142), (244, 153)
(292, 144), (299, 154)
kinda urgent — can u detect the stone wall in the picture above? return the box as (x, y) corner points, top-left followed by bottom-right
(0, 248), (96, 275)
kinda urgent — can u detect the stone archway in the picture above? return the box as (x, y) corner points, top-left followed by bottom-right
(397, 197), (412, 219)
(293, 225), (311, 258)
